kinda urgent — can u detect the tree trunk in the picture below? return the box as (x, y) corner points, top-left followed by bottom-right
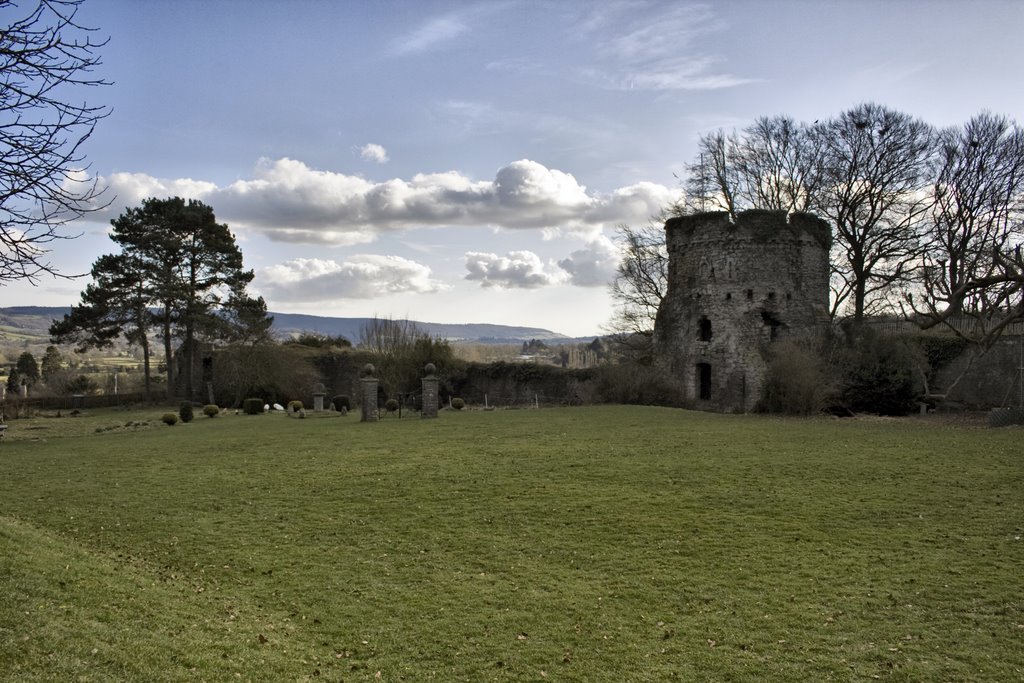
(141, 335), (152, 401)
(162, 311), (174, 402)
(852, 277), (866, 324)
(184, 319), (195, 402)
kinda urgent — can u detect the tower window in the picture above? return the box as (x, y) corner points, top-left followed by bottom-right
(762, 310), (784, 341)
(698, 316), (712, 342)
(746, 289), (754, 300)
(725, 292), (732, 301)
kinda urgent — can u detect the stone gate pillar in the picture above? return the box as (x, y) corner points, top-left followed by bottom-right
(312, 382), (326, 412)
(421, 363), (439, 419)
(360, 364), (379, 422)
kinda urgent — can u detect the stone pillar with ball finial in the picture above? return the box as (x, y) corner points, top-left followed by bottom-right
(360, 364), (379, 422)
(421, 363), (439, 418)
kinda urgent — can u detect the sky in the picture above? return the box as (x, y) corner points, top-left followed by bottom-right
(3, 0), (1024, 337)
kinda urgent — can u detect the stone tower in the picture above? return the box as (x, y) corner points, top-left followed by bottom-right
(653, 210), (831, 412)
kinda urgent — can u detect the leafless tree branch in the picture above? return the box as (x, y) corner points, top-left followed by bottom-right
(0, 0), (110, 282)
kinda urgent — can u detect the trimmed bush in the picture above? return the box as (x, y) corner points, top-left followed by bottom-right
(384, 398), (399, 414)
(161, 413), (178, 426)
(179, 402), (194, 423)
(332, 395), (351, 411)
(242, 398), (264, 415)
(288, 399), (304, 413)
(203, 404), (220, 418)
(451, 397), (465, 410)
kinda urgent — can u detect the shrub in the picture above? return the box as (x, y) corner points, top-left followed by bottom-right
(61, 374), (99, 395)
(332, 394), (351, 411)
(242, 398), (264, 415)
(179, 401), (194, 423)
(161, 412), (178, 426)
(451, 397), (465, 410)
(384, 398), (399, 413)
(203, 404), (220, 418)
(288, 400), (304, 413)
(759, 337), (834, 415)
(832, 328), (924, 416)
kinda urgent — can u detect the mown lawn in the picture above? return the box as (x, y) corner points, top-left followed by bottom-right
(0, 405), (1021, 681)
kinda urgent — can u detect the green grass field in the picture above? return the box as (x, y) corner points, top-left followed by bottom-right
(1, 406), (1021, 681)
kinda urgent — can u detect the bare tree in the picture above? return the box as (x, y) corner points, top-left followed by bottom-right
(734, 115), (824, 214)
(909, 112), (1024, 347)
(684, 116), (823, 217)
(685, 129), (740, 215)
(811, 103), (935, 321)
(0, 0), (110, 282)
(358, 316), (453, 397)
(607, 217), (671, 357)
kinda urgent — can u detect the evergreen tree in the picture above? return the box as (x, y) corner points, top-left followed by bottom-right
(52, 197), (269, 401)
(15, 352), (39, 386)
(109, 197), (266, 400)
(50, 252), (154, 397)
(6, 367), (21, 395)
(41, 346), (63, 383)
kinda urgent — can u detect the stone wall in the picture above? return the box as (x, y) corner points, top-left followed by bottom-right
(653, 210), (831, 412)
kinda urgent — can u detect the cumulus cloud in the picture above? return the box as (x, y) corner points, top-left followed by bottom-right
(464, 250), (568, 289)
(360, 143), (389, 163)
(259, 255), (447, 302)
(556, 235), (620, 287)
(95, 158), (675, 246)
(100, 172), (219, 216)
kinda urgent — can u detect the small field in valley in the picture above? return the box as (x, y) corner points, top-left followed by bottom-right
(0, 405), (1021, 681)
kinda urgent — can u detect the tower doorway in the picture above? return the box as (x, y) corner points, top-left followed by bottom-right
(696, 363), (712, 400)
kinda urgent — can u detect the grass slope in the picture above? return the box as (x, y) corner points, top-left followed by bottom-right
(1, 406), (1022, 681)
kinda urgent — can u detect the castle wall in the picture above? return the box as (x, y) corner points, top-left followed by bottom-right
(653, 210), (831, 412)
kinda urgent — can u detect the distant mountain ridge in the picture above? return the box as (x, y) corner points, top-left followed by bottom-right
(269, 312), (570, 343)
(0, 307), (578, 345)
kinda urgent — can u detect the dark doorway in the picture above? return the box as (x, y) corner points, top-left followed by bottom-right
(696, 363), (712, 400)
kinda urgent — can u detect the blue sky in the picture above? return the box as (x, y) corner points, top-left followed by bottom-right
(5, 0), (1024, 336)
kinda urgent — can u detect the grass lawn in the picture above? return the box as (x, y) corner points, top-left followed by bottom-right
(0, 405), (1021, 681)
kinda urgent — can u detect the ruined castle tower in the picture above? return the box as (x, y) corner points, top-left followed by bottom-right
(653, 210), (831, 412)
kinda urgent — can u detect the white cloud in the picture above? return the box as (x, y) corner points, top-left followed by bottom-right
(556, 235), (619, 287)
(95, 158), (675, 245)
(101, 172), (219, 216)
(576, 3), (754, 92)
(391, 15), (468, 55)
(464, 250), (568, 289)
(360, 143), (389, 163)
(259, 255), (447, 302)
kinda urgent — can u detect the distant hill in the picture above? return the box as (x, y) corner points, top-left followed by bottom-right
(0, 307), (581, 346)
(269, 312), (571, 344)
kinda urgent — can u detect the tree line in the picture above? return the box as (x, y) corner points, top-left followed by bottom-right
(613, 103), (1024, 350)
